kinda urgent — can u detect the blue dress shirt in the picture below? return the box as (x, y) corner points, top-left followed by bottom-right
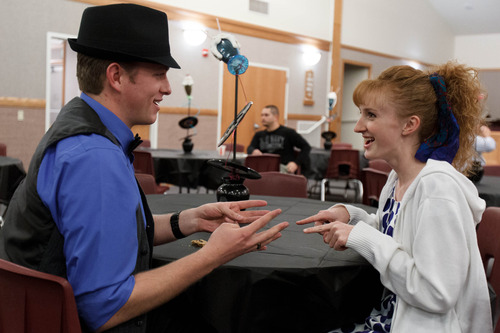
(38, 93), (145, 331)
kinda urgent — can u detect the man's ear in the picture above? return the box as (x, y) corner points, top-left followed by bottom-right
(402, 115), (421, 136)
(105, 63), (123, 92)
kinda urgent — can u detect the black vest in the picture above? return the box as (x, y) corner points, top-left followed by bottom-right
(0, 97), (154, 333)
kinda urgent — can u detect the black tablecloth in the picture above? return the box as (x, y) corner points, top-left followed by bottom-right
(0, 156), (25, 203)
(146, 148), (246, 191)
(148, 194), (383, 333)
(476, 175), (500, 207)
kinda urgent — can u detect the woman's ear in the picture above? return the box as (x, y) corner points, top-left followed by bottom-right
(402, 115), (421, 136)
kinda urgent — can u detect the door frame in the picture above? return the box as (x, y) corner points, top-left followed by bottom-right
(339, 59), (371, 150)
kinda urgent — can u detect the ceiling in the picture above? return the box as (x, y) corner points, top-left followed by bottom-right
(426, 0), (500, 35)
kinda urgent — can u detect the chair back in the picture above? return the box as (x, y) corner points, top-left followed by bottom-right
(0, 143), (6, 156)
(0, 259), (82, 333)
(368, 159), (392, 173)
(362, 167), (389, 207)
(135, 173), (158, 195)
(133, 150), (155, 176)
(331, 142), (352, 150)
(133, 152), (169, 194)
(244, 154), (281, 172)
(478, 207), (500, 293)
(477, 207), (500, 330)
(484, 165), (500, 177)
(244, 172), (308, 198)
(324, 148), (360, 180)
(139, 139), (151, 148)
(223, 143), (245, 153)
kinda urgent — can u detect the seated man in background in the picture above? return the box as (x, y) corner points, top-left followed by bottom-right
(469, 124), (497, 182)
(475, 124), (496, 165)
(0, 4), (288, 332)
(247, 105), (311, 174)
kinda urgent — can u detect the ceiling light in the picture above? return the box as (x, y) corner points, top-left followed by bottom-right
(183, 22), (207, 46)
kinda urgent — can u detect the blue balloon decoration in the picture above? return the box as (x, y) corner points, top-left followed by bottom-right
(213, 37), (248, 75)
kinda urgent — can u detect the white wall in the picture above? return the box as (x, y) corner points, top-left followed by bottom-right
(158, 0), (500, 69)
(454, 33), (500, 68)
(155, 0), (334, 41)
(2, 0), (499, 102)
(342, 0), (455, 65)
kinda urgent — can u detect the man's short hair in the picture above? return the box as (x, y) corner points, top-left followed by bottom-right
(76, 54), (138, 94)
(264, 105), (279, 117)
(76, 54), (112, 94)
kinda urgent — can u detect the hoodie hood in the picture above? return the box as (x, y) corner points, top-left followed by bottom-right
(392, 159), (486, 226)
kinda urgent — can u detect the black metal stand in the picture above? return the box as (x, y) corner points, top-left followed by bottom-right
(208, 69), (259, 201)
(233, 73), (238, 160)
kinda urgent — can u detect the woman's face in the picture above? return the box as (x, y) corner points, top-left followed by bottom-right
(354, 93), (407, 163)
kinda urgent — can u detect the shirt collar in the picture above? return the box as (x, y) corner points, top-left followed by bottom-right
(80, 93), (135, 155)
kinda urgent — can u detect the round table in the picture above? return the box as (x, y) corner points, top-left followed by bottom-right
(148, 194), (382, 333)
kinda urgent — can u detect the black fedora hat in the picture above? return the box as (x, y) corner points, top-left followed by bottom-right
(68, 3), (180, 69)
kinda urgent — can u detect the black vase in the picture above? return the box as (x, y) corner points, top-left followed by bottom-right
(182, 137), (193, 153)
(324, 141), (332, 150)
(216, 177), (250, 202)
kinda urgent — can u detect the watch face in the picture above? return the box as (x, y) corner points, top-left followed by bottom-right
(218, 101), (253, 147)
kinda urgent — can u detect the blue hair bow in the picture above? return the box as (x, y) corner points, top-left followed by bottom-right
(415, 74), (460, 164)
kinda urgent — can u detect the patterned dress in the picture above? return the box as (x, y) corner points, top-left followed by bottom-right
(330, 186), (400, 333)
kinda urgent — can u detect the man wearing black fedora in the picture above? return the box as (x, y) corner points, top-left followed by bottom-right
(0, 3), (288, 332)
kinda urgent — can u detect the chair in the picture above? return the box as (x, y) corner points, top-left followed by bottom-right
(135, 173), (161, 195)
(0, 143), (6, 156)
(244, 154), (281, 172)
(331, 142), (353, 149)
(139, 139), (151, 148)
(133, 150), (155, 175)
(0, 259), (82, 333)
(477, 207), (500, 331)
(484, 165), (500, 177)
(133, 150), (169, 194)
(320, 148), (363, 202)
(368, 159), (392, 173)
(362, 167), (389, 207)
(223, 143), (245, 153)
(244, 172), (308, 198)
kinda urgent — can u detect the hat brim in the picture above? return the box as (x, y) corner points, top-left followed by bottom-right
(68, 38), (180, 69)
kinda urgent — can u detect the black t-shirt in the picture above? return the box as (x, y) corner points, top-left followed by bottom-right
(247, 126), (311, 167)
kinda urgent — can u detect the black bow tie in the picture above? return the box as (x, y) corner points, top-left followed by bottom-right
(127, 134), (143, 155)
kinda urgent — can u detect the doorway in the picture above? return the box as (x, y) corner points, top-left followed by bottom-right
(340, 61), (371, 151)
(46, 32), (79, 132)
(220, 63), (288, 151)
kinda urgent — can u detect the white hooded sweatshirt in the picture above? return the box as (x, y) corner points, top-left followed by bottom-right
(344, 159), (492, 333)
